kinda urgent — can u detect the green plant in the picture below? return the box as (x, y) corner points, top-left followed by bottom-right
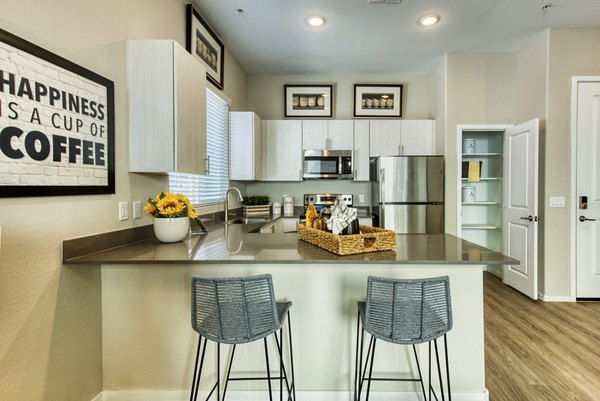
(242, 195), (271, 205)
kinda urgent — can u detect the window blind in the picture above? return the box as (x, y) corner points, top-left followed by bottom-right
(169, 89), (229, 205)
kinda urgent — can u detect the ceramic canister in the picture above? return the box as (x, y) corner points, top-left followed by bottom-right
(462, 185), (476, 203)
(463, 138), (476, 154)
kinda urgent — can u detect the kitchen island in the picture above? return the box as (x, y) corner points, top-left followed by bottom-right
(63, 220), (516, 401)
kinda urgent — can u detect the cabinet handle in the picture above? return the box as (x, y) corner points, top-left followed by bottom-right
(205, 155), (210, 175)
(326, 138), (332, 149)
(299, 169), (302, 180)
(353, 169), (357, 180)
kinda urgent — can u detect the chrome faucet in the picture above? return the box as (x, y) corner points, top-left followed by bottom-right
(225, 187), (243, 222)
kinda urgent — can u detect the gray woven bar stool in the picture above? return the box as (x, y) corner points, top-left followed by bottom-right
(354, 276), (453, 401)
(189, 274), (296, 401)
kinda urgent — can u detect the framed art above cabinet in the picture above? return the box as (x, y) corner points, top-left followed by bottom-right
(284, 84), (333, 118)
(186, 4), (224, 90)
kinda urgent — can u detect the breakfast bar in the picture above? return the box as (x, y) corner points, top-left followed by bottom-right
(63, 222), (517, 400)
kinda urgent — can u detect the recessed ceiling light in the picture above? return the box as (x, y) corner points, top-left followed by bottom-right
(305, 15), (326, 28)
(418, 14), (440, 27)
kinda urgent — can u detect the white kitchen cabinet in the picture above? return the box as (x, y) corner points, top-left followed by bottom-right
(353, 120), (370, 181)
(400, 120), (436, 155)
(369, 120), (436, 156)
(229, 112), (262, 180)
(302, 120), (353, 150)
(128, 40), (206, 174)
(369, 120), (401, 156)
(262, 120), (303, 181)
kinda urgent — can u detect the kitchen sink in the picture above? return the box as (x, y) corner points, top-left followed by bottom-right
(224, 217), (270, 225)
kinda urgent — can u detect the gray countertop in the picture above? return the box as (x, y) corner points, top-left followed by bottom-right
(62, 217), (518, 265)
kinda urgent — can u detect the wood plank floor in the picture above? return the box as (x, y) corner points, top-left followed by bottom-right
(484, 273), (600, 401)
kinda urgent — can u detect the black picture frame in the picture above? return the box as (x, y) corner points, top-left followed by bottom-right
(0, 27), (115, 197)
(186, 4), (225, 90)
(353, 84), (403, 118)
(284, 84), (334, 118)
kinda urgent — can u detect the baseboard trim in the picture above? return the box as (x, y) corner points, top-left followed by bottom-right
(538, 293), (576, 302)
(95, 389), (489, 401)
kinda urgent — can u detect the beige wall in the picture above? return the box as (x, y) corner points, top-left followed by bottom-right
(544, 29), (600, 297)
(445, 54), (517, 233)
(247, 73), (431, 120)
(0, 1), (247, 401)
(429, 55), (448, 158)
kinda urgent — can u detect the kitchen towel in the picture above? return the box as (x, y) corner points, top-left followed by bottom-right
(467, 161), (480, 182)
(327, 196), (358, 235)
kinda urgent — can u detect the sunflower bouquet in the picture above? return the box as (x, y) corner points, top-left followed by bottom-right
(144, 192), (198, 219)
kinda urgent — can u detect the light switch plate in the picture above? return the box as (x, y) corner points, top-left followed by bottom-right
(549, 196), (565, 208)
(133, 201), (142, 219)
(359, 194), (365, 203)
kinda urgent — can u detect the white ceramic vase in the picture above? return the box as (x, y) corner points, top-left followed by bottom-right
(153, 217), (190, 243)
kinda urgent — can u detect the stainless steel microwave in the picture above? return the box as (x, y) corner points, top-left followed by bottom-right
(303, 149), (353, 180)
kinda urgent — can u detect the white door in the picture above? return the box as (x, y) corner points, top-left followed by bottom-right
(503, 119), (539, 299)
(576, 82), (600, 297)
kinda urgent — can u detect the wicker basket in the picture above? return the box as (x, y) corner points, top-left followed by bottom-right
(297, 224), (396, 255)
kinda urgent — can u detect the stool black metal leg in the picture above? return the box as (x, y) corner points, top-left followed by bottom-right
(358, 329), (375, 400)
(264, 337), (274, 401)
(364, 337), (377, 401)
(277, 329), (283, 401)
(287, 311), (296, 401)
(273, 332), (292, 398)
(444, 334), (452, 401)
(428, 341), (432, 401)
(434, 339), (445, 401)
(217, 343), (221, 401)
(190, 335), (205, 401)
(354, 311), (361, 401)
(357, 324), (366, 400)
(412, 344), (427, 401)
(221, 344), (237, 401)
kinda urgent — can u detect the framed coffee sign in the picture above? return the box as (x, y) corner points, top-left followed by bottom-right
(0, 27), (115, 197)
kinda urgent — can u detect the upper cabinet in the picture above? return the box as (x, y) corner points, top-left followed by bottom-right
(128, 40), (207, 174)
(369, 120), (436, 156)
(230, 112), (262, 180)
(302, 120), (353, 150)
(262, 120), (303, 181)
(353, 120), (370, 181)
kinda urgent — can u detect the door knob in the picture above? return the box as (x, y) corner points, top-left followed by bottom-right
(579, 215), (597, 222)
(520, 215), (534, 222)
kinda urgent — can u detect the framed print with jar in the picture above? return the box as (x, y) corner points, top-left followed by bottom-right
(186, 4), (225, 89)
(284, 84), (333, 118)
(353, 84), (402, 118)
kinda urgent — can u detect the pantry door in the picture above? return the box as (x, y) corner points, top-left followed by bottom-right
(575, 81), (600, 298)
(503, 119), (539, 299)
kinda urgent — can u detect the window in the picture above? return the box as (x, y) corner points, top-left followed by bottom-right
(169, 89), (230, 205)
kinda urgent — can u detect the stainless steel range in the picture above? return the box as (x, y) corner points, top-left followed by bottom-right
(303, 193), (353, 214)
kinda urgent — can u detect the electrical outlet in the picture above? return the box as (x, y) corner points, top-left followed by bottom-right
(118, 201), (129, 221)
(359, 194), (365, 203)
(133, 201), (142, 219)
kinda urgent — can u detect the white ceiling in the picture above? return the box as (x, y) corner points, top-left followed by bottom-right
(192, 0), (600, 76)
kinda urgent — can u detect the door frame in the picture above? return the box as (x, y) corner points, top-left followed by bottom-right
(569, 76), (600, 301)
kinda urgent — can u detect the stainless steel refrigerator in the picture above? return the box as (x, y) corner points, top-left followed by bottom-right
(371, 156), (444, 233)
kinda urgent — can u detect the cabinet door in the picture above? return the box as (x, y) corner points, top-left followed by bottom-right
(174, 43), (206, 174)
(400, 120), (435, 155)
(230, 112), (261, 180)
(302, 120), (327, 149)
(369, 120), (401, 156)
(328, 120), (354, 149)
(263, 120), (303, 181)
(353, 120), (370, 181)
(128, 40), (206, 174)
